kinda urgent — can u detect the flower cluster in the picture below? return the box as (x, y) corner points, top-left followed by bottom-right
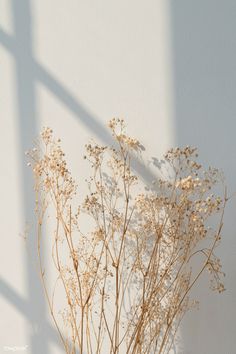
(108, 118), (142, 151)
(27, 127), (76, 204)
(176, 175), (202, 191)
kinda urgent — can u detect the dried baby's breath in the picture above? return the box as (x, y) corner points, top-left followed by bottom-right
(27, 119), (226, 354)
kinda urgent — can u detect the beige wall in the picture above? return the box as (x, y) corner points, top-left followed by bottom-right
(1, 1), (235, 353)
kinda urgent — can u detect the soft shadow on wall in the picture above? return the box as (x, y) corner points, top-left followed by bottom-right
(169, 1), (236, 353)
(9, 1), (48, 353)
(0, 1), (159, 353)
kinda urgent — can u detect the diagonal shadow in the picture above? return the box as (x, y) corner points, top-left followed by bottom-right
(0, 277), (62, 349)
(34, 63), (157, 184)
(0, 27), (14, 51)
(0, 25), (157, 186)
(30, 51), (159, 185)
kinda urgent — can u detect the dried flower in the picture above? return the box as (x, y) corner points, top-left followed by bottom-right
(27, 119), (226, 354)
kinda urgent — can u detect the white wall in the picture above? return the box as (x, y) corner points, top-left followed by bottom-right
(169, 1), (236, 353)
(1, 1), (235, 353)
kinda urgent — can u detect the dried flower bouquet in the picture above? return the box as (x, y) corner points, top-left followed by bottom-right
(26, 119), (226, 354)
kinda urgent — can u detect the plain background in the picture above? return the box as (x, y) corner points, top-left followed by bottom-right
(1, 1), (236, 353)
